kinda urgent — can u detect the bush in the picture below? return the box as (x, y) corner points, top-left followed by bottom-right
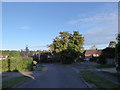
(1, 52), (33, 72)
(97, 56), (106, 64)
(101, 48), (115, 58)
(89, 57), (98, 62)
(32, 54), (40, 62)
(115, 34), (120, 72)
(52, 52), (61, 62)
(40, 54), (47, 62)
(19, 58), (33, 72)
(98, 48), (115, 64)
(60, 49), (81, 64)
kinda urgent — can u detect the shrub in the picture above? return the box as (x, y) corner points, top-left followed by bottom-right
(40, 54), (47, 62)
(60, 49), (81, 64)
(98, 47), (115, 64)
(1, 51), (33, 72)
(89, 57), (98, 62)
(115, 34), (120, 72)
(98, 55), (106, 64)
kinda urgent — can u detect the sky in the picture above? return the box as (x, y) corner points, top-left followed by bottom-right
(2, 2), (118, 50)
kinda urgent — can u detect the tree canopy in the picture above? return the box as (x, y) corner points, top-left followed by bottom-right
(49, 31), (84, 53)
(49, 31), (84, 64)
(115, 34), (120, 67)
(109, 41), (116, 48)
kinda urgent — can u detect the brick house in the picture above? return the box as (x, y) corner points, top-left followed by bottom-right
(84, 50), (102, 61)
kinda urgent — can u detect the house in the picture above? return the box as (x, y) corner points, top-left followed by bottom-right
(0, 55), (8, 60)
(20, 51), (33, 57)
(40, 52), (53, 62)
(84, 50), (102, 61)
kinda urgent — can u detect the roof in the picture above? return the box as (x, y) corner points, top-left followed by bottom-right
(85, 50), (102, 56)
(0, 55), (8, 58)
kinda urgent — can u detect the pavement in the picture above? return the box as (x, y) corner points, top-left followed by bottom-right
(1, 64), (48, 81)
(72, 62), (120, 85)
(96, 68), (117, 73)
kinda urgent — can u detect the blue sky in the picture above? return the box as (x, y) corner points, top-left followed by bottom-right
(2, 2), (118, 50)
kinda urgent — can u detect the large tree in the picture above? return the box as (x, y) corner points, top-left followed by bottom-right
(115, 34), (120, 72)
(49, 31), (84, 53)
(68, 31), (84, 52)
(109, 41), (116, 48)
(49, 31), (84, 64)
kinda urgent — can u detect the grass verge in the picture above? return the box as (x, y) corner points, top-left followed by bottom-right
(80, 71), (119, 88)
(2, 76), (32, 88)
(84, 64), (115, 69)
(100, 71), (120, 77)
(95, 64), (115, 69)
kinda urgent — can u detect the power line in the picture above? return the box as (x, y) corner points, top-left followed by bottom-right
(28, 45), (50, 49)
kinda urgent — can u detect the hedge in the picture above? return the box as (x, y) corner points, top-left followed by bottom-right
(0, 57), (33, 72)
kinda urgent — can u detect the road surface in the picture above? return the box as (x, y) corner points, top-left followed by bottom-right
(18, 64), (89, 88)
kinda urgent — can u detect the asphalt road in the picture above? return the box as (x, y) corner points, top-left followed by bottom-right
(18, 64), (89, 88)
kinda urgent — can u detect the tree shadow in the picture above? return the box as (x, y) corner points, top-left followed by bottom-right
(7, 56), (11, 72)
(2, 68), (35, 89)
(2, 57), (35, 88)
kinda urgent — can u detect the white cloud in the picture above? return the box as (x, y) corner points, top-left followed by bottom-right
(84, 44), (109, 50)
(83, 11), (118, 45)
(84, 26), (117, 45)
(68, 9), (118, 49)
(18, 26), (30, 30)
(29, 45), (49, 50)
(68, 11), (117, 25)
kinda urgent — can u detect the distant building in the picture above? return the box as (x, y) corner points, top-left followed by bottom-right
(20, 51), (32, 57)
(84, 50), (102, 61)
(0, 55), (8, 60)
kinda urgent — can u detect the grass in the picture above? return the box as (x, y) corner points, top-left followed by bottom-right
(80, 71), (119, 88)
(83, 64), (115, 69)
(83, 66), (96, 69)
(100, 71), (120, 77)
(95, 64), (115, 69)
(2, 76), (32, 88)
